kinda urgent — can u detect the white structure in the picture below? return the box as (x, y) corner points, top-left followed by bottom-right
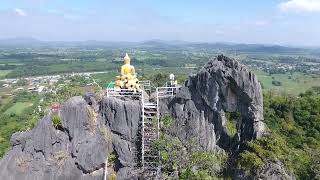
(106, 84), (178, 179)
(169, 74), (177, 87)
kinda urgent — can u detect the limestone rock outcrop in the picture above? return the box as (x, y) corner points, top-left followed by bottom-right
(0, 96), (110, 180)
(159, 55), (265, 151)
(0, 95), (142, 180)
(0, 55), (272, 180)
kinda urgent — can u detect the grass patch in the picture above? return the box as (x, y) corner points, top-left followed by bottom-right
(91, 72), (118, 88)
(4, 102), (33, 115)
(255, 70), (320, 95)
(0, 70), (12, 79)
(225, 112), (240, 138)
(51, 115), (62, 129)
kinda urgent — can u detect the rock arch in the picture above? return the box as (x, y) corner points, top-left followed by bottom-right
(159, 55), (265, 151)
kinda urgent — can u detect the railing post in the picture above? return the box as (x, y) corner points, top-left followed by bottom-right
(141, 91), (145, 170)
(156, 87), (160, 179)
(104, 156), (108, 180)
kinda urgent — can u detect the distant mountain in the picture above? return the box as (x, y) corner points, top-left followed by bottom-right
(0, 38), (315, 55)
(0, 37), (45, 47)
(141, 39), (188, 45)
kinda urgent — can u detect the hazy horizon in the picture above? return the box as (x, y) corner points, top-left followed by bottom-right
(1, 0), (320, 46)
(1, 37), (319, 48)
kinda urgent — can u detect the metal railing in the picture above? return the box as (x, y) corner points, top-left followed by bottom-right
(155, 86), (178, 179)
(141, 91), (145, 169)
(140, 80), (152, 93)
(105, 84), (178, 179)
(156, 87), (178, 98)
(106, 88), (142, 98)
(140, 80), (151, 87)
(103, 157), (108, 180)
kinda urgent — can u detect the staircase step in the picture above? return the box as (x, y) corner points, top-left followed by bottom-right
(144, 103), (156, 105)
(144, 121), (155, 125)
(144, 128), (158, 131)
(144, 155), (159, 158)
(144, 116), (157, 119)
(144, 134), (158, 137)
(144, 111), (157, 114)
(144, 133), (158, 136)
(144, 131), (157, 135)
(144, 132), (158, 135)
(144, 139), (158, 143)
(144, 105), (157, 108)
(144, 162), (159, 165)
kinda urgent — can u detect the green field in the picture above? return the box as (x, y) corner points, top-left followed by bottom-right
(255, 70), (320, 95)
(4, 102), (33, 115)
(92, 72), (118, 87)
(0, 70), (11, 79)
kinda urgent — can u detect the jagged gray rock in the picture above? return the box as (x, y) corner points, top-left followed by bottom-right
(234, 161), (296, 180)
(100, 97), (141, 179)
(0, 55), (275, 180)
(0, 96), (111, 180)
(258, 161), (296, 180)
(159, 55), (265, 151)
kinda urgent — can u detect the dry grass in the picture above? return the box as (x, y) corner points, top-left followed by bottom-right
(49, 150), (69, 171)
(100, 126), (112, 144)
(108, 171), (117, 180)
(86, 105), (98, 133)
(15, 157), (31, 172)
(96, 90), (105, 102)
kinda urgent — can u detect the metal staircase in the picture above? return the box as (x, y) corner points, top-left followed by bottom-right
(105, 85), (178, 179)
(141, 92), (160, 179)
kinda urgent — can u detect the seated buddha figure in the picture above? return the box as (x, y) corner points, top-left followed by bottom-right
(121, 53), (136, 81)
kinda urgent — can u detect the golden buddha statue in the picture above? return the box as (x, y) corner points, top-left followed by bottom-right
(115, 53), (140, 92)
(121, 53), (136, 80)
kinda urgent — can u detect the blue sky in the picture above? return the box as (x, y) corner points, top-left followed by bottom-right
(0, 0), (320, 46)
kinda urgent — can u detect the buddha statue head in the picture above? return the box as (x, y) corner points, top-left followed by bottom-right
(124, 53), (131, 65)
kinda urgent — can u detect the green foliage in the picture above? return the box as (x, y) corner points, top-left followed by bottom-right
(15, 79), (28, 86)
(238, 133), (290, 173)
(51, 115), (62, 128)
(238, 87), (320, 179)
(161, 115), (174, 128)
(55, 85), (83, 103)
(225, 112), (239, 138)
(108, 151), (119, 167)
(4, 102), (33, 115)
(13, 91), (38, 103)
(238, 151), (264, 171)
(0, 115), (24, 157)
(92, 72), (118, 87)
(145, 73), (168, 87)
(272, 80), (282, 86)
(69, 75), (91, 86)
(0, 90), (42, 157)
(154, 117), (227, 179)
(6, 60), (119, 78)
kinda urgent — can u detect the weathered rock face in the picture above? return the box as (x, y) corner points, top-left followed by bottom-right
(257, 161), (296, 180)
(159, 55), (265, 151)
(0, 96), (110, 180)
(234, 161), (296, 180)
(100, 96), (142, 179)
(0, 95), (142, 180)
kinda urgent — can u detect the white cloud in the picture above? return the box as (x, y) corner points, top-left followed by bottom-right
(14, 8), (27, 17)
(279, 0), (320, 12)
